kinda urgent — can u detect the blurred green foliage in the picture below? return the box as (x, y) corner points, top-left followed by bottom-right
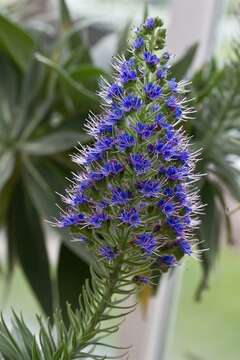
(0, 0), (109, 317)
(189, 46), (240, 298)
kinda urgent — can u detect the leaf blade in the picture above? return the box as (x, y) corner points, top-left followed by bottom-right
(0, 14), (35, 72)
(6, 180), (53, 316)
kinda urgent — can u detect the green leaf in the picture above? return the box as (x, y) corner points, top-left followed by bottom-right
(116, 20), (131, 57)
(22, 158), (92, 264)
(59, 0), (72, 30)
(210, 156), (240, 200)
(143, 0), (148, 22)
(6, 180), (53, 316)
(171, 43), (198, 80)
(0, 14), (35, 72)
(196, 179), (222, 300)
(22, 130), (89, 155)
(70, 65), (109, 91)
(57, 243), (90, 324)
(35, 53), (98, 109)
(0, 151), (15, 192)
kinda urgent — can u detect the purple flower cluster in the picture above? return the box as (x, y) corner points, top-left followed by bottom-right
(57, 17), (200, 282)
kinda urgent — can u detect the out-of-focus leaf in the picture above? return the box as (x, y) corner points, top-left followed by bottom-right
(6, 180), (53, 315)
(11, 60), (47, 139)
(22, 158), (92, 264)
(171, 43), (198, 81)
(116, 20), (131, 56)
(0, 14), (35, 72)
(22, 130), (89, 155)
(0, 152), (15, 192)
(143, 0), (148, 22)
(196, 179), (222, 301)
(0, 54), (20, 109)
(57, 243), (90, 324)
(210, 156), (240, 200)
(70, 65), (109, 91)
(59, 0), (72, 30)
(35, 53), (97, 108)
(20, 100), (53, 141)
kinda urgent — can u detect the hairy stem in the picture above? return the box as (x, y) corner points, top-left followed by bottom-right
(76, 257), (125, 353)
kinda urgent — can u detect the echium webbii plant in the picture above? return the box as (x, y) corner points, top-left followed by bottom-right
(58, 16), (201, 272)
(53, 17), (202, 357)
(0, 18), (202, 360)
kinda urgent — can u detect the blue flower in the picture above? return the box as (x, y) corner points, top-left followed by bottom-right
(133, 36), (144, 50)
(155, 140), (164, 153)
(144, 83), (162, 100)
(117, 133), (136, 152)
(78, 179), (92, 192)
(167, 95), (178, 110)
(163, 187), (174, 197)
(157, 67), (168, 79)
(122, 95), (143, 112)
(95, 121), (113, 135)
(151, 104), (161, 112)
(120, 59), (137, 84)
(159, 255), (176, 267)
(107, 83), (124, 98)
(110, 186), (132, 205)
(89, 171), (105, 182)
(99, 246), (118, 260)
(70, 193), (88, 206)
(165, 166), (181, 180)
(88, 213), (108, 228)
(155, 113), (167, 127)
(177, 239), (192, 255)
(137, 180), (161, 198)
(130, 153), (151, 174)
(168, 78), (179, 93)
(144, 17), (155, 30)
(103, 159), (124, 176)
(133, 122), (155, 139)
(135, 233), (157, 255)
(107, 104), (124, 125)
(167, 216), (184, 235)
(84, 148), (102, 165)
(95, 137), (115, 152)
(58, 213), (85, 228)
(167, 96), (183, 119)
(159, 200), (175, 216)
(144, 52), (159, 67)
(119, 208), (141, 227)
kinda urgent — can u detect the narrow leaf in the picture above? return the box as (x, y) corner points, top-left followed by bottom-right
(59, 0), (72, 30)
(22, 130), (89, 155)
(57, 243), (90, 324)
(171, 43), (198, 80)
(6, 180), (53, 316)
(0, 151), (15, 192)
(35, 53), (97, 105)
(0, 14), (35, 72)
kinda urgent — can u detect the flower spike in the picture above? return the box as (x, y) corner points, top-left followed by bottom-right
(57, 17), (201, 278)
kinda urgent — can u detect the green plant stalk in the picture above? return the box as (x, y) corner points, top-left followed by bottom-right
(73, 255), (127, 354)
(51, 232), (137, 358)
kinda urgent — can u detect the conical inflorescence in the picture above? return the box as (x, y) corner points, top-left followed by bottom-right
(57, 17), (201, 284)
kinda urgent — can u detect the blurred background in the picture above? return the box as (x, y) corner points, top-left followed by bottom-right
(0, 0), (240, 359)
